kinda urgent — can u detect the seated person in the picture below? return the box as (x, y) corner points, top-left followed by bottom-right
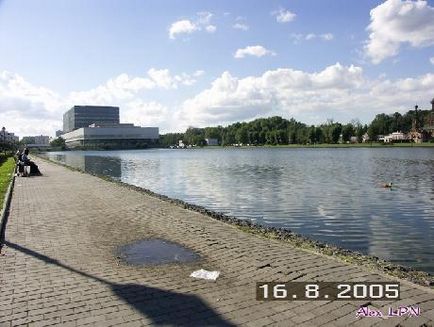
(15, 150), (25, 175)
(20, 148), (42, 176)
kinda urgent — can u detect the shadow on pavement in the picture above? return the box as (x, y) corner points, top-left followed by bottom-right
(5, 241), (236, 326)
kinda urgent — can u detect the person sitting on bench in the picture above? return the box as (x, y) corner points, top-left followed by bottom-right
(21, 148), (42, 176)
(15, 150), (26, 176)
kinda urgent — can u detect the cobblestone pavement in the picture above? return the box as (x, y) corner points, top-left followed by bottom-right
(1, 160), (433, 327)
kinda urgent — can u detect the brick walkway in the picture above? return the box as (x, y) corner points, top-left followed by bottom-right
(1, 160), (433, 327)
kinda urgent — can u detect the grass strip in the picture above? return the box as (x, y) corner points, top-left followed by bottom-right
(0, 157), (15, 211)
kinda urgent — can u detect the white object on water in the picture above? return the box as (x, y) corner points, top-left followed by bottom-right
(190, 269), (220, 281)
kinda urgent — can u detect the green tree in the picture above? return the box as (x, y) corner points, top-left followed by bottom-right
(315, 127), (324, 144)
(235, 125), (249, 144)
(332, 124), (342, 143)
(50, 137), (66, 150)
(342, 123), (355, 143)
(184, 127), (205, 145)
(308, 126), (316, 144)
(159, 133), (184, 146)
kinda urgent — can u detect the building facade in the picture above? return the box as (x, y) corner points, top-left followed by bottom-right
(63, 105), (120, 133)
(63, 124), (159, 149)
(422, 98), (434, 138)
(384, 131), (408, 143)
(21, 135), (50, 148)
(1, 127), (19, 143)
(0, 127), (19, 148)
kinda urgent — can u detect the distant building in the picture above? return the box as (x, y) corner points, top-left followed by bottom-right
(21, 135), (50, 148)
(205, 138), (218, 146)
(178, 140), (185, 148)
(63, 105), (119, 133)
(349, 136), (358, 144)
(409, 131), (423, 143)
(422, 98), (434, 139)
(62, 105), (159, 149)
(0, 127), (19, 146)
(384, 131), (408, 143)
(362, 133), (370, 143)
(55, 130), (64, 137)
(62, 123), (159, 149)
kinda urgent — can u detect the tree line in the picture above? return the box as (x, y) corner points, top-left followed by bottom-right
(160, 108), (433, 146)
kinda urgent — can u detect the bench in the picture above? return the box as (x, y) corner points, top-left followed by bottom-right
(17, 161), (30, 177)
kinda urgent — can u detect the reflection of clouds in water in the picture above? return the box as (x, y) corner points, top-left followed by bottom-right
(317, 205), (336, 220)
(48, 151), (122, 178)
(367, 204), (434, 271)
(46, 148), (434, 274)
(366, 150), (434, 271)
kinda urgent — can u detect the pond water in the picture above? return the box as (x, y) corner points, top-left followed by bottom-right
(44, 147), (434, 274)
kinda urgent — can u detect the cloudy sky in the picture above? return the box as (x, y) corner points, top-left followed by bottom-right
(1, 0), (434, 137)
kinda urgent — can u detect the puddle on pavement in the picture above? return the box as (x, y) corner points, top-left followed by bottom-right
(117, 239), (200, 265)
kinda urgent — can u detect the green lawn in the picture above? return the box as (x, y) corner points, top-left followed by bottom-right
(0, 157), (15, 211)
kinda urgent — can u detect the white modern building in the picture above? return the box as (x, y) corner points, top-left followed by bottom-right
(21, 135), (50, 148)
(61, 105), (159, 149)
(62, 123), (159, 149)
(63, 105), (119, 133)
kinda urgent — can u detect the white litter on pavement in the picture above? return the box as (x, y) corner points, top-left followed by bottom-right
(190, 269), (220, 281)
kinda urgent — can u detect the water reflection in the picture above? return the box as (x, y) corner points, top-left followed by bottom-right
(50, 152), (121, 178)
(45, 148), (434, 274)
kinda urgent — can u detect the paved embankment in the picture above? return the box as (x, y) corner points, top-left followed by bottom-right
(0, 160), (433, 327)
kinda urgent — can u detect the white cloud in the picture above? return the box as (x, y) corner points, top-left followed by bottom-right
(290, 33), (303, 44)
(365, 0), (434, 64)
(123, 100), (169, 127)
(0, 71), (65, 137)
(320, 33), (334, 41)
(147, 68), (176, 89)
(306, 33), (334, 41)
(292, 33), (334, 42)
(193, 70), (205, 77)
(234, 45), (276, 59)
(0, 68), (204, 136)
(70, 68), (203, 104)
(169, 20), (198, 39)
(205, 25), (216, 33)
(233, 23), (249, 31)
(430, 57), (434, 65)
(273, 9), (296, 23)
(3, 64), (434, 136)
(169, 12), (216, 39)
(178, 63), (434, 128)
(197, 12), (213, 25)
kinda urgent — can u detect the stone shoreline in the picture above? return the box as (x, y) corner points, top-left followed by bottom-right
(39, 154), (434, 288)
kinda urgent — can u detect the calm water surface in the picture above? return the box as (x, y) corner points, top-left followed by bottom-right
(44, 148), (434, 273)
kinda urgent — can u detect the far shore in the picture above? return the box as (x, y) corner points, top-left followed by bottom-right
(40, 141), (434, 152)
(208, 142), (434, 149)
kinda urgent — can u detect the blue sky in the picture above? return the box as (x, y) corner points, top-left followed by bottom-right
(0, 0), (433, 136)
